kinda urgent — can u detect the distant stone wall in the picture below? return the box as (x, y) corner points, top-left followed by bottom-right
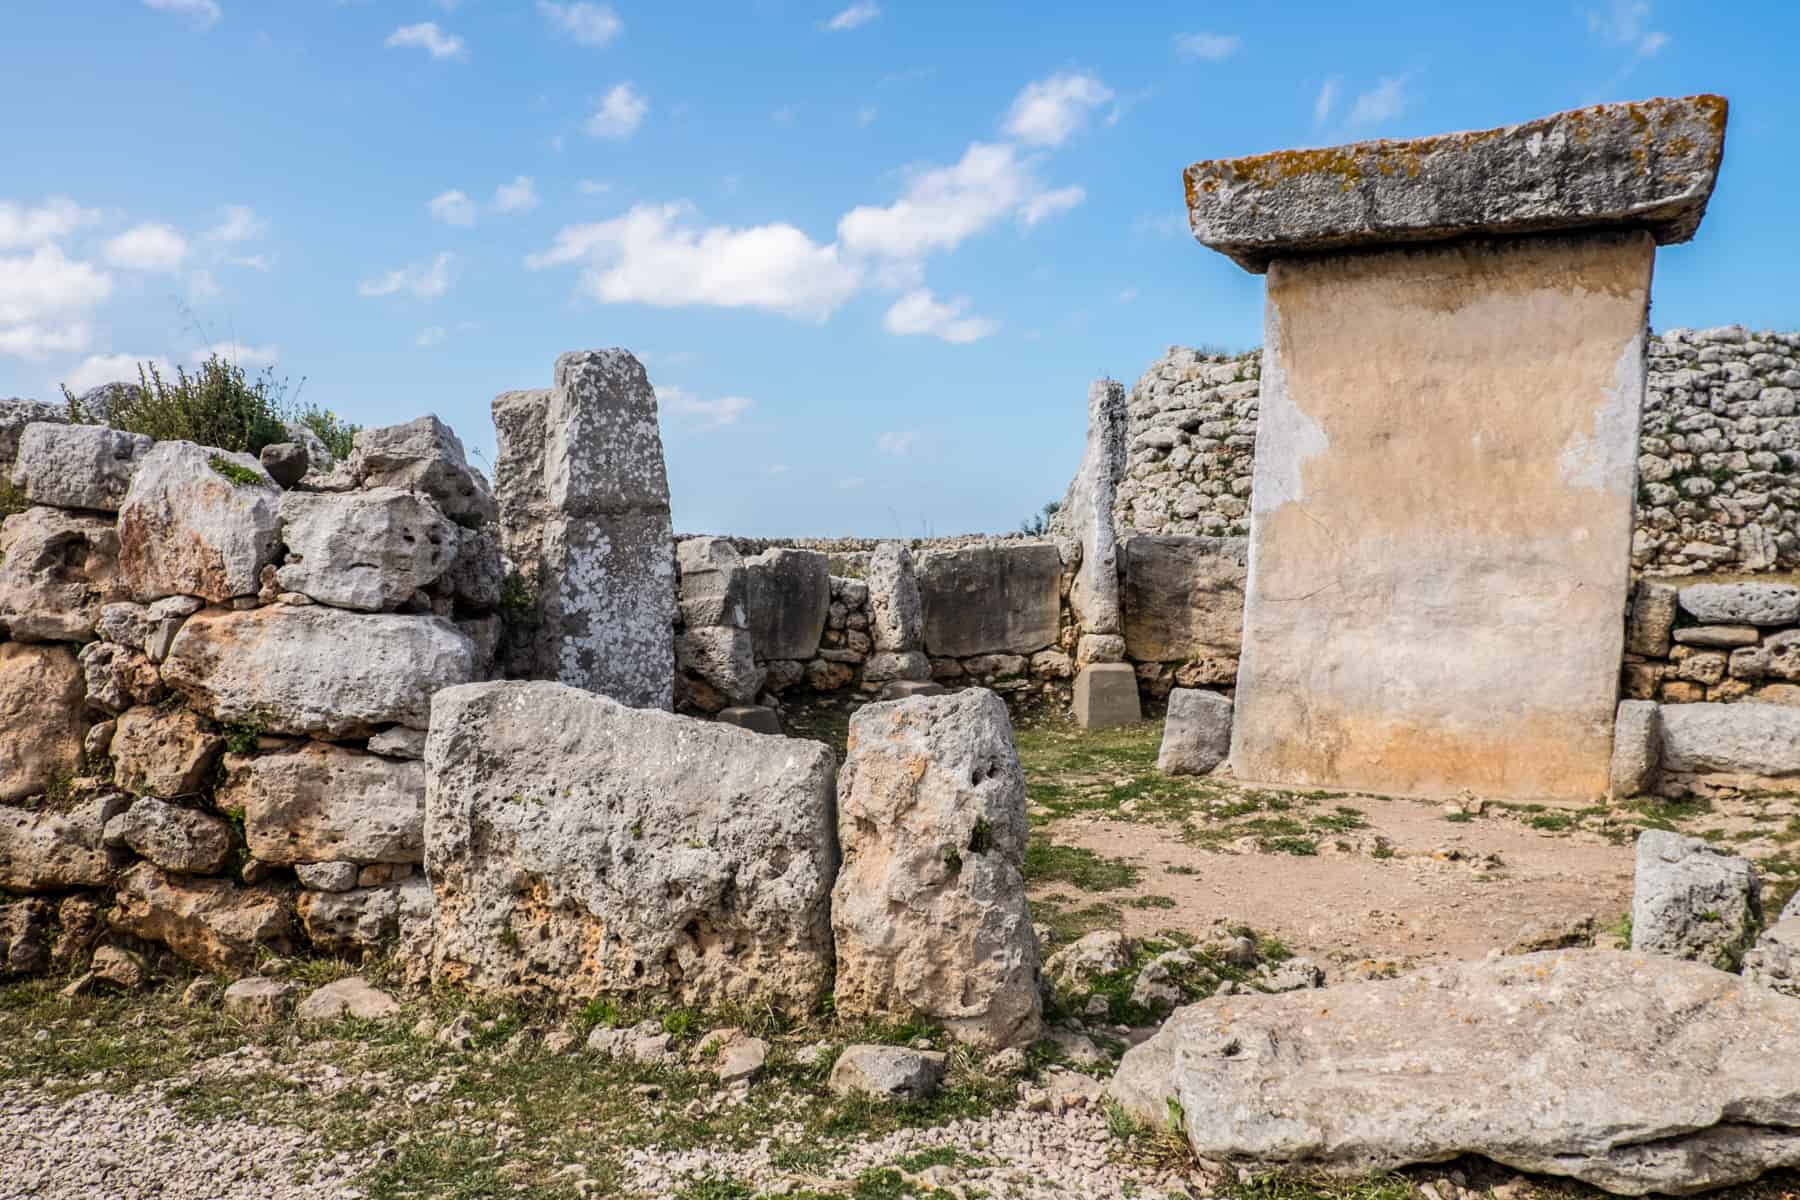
(1622, 578), (1800, 706)
(1108, 327), (1800, 577)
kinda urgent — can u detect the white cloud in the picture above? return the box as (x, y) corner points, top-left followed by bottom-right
(429, 189), (479, 227)
(385, 22), (467, 60)
(527, 203), (863, 321)
(493, 176), (540, 215)
(60, 353), (173, 394)
(1347, 74), (1411, 128)
(0, 322), (91, 362)
(358, 252), (454, 299)
(1313, 76), (1340, 127)
(1587, 1), (1669, 56)
(188, 269), (221, 300)
(194, 341), (278, 367)
(204, 204), (266, 243)
(839, 142), (1067, 261)
(1002, 72), (1113, 148)
(823, 2), (879, 32)
(1173, 32), (1242, 61)
(1018, 184), (1084, 227)
(881, 290), (997, 345)
(876, 429), (920, 455)
(229, 253), (275, 271)
(658, 386), (753, 431)
(0, 246), (114, 324)
(144, 0), (220, 30)
(416, 326), (447, 347)
(586, 83), (647, 138)
(538, 2), (622, 47)
(103, 223), (189, 273)
(0, 198), (101, 250)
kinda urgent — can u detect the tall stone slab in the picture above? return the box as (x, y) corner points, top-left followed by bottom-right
(490, 352), (675, 710)
(1181, 96), (1727, 800)
(1063, 379), (1128, 639)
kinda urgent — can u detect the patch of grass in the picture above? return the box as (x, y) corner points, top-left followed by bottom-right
(207, 453), (267, 487)
(1223, 1170), (1420, 1200)
(1022, 842), (1140, 892)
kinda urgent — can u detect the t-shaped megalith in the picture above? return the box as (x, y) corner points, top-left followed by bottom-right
(1192, 96), (1726, 800)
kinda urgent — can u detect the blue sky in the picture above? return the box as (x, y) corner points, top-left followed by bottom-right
(1, 1), (1794, 536)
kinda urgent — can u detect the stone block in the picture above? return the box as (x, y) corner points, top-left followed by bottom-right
(117, 441), (282, 603)
(866, 542), (924, 651)
(716, 705), (782, 735)
(1158, 688), (1233, 775)
(877, 680), (946, 701)
(1184, 95), (1727, 272)
(0, 798), (117, 892)
(110, 706), (223, 799)
(0, 507), (128, 642)
(1073, 663), (1142, 730)
(1625, 580), (1678, 657)
(1631, 830), (1760, 967)
(676, 625), (761, 708)
(747, 548), (830, 661)
(349, 415), (496, 527)
(1672, 625), (1759, 648)
(277, 488), (458, 612)
(1607, 700), (1661, 800)
(490, 387), (552, 588)
(676, 537), (749, 629)
(1678, 582), (1800, 626)
(1658, 703), (1800, 779)
(536, 512), (675, 708)
(109, 862), (290, 973)
(218, 742), (425, 864)
(102, 797), (232, 875)
(11, 422), (149, 512)
(544, 351), (670, 515)
(1120, 535), (1246, 662)
(1065, 379), (1128, 637)
(917, 543), (1061, 657)
(0, 644), (86, 802)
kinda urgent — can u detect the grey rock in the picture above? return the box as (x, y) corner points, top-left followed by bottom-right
(1120, 536), (1247, 662)
(1256, 956), (1326, 992)
(716, 705), (782, 735)
(1073, 663), (1141, 730)
(277, 488), (457, 611)
(1786, 890), (1800, 923)
(1185, 95), (1727, 272)
(69, 381), (138, 427)
(0, 507), (128, 641)
(297, 877), (432, 958)
(217, 742), (425, 865)
(117, 441), (281, 603)
(102, 797), (232, 875)
(1658, 703), (1800, 778)
(11, 422), (149, 512)
(865, 542), (924, 652)
(0, 798), (116, 893)
(424, 681), (837, 1011)
(832, 689), (1042, 1050)
(348, 416), (496, 528)
(917, 543), (1062, 657)
(827, 1045), (947, 1101)
(536, 511), (674, 708)
(545, 351), (670, 516)
(1678, 582), (1800, 626)
(878, 679), (946, 701)
(162, 606), (474, 737)
(0, 899), (50, 977)
(676, 536), (750, 629)
(1625, 580), (1678, 657)
(0, 399), (65, 473)
(295, 861), (360, 892)
(367, 726), (428, 760)
(79, 640), (162, 714)
(862, 650), (931, 684)
(489, 387), (552, 591)
(222, 976), (302, 1023)
(1043, 930), (1133, 992)
(1743, 918), (1800, 999)
(1608, 700), (1661, 799)
(676, 625), (762, 708)
(747, 548), (830, 661)
(448, 525), (502, 611)
(259, 441), (309, 488)
(110, 706), (222, 798)
(1631, 830), (1761, 967)
(90, 944), (149, 990)
(1065, 379), (1128, 637)
(0, 644), (87, 801)
(1157, 688), (1233, 775)
(297, 976), (402, 1022)
(1111, 950), (1800, 1194)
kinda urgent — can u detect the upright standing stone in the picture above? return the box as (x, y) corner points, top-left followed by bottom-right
(865, 542), (924, 653)
(1183, 96), (1728, 800)
(1063, 379), (1128, 641)
(492, 352), (675, 710)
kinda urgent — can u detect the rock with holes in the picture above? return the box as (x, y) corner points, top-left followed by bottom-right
(0, 898), (50, 977)
(348, 416), (496, 528)
(102, 797), (232, 875)
(78, 640), (162, 714)
(109, 706), (224, 799)
(11, 423), (149, 512)
(116, 441), (282, 603)
(1043, 930), (1133, 993)
(297, 875), (433, 958)
(0, 798), (119, 892)
(222, 976), (302, 1022)
(109, 862), (290, 972)
(830, 689), (1042, 1050)
(1110, 950), (1800, 1195)
(865, 542), (924, 653)
(0, 644), (87, 802)
(0, 506), (128, 641)
(217, 742), (425, 865)
(424, 681), (837, 1011)
(162, 605), (474, 737)
(1630, 829), (1761, 968)
(276, 488), (458, 612)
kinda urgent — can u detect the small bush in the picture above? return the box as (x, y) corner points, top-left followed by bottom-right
(291, 404), (358, 461)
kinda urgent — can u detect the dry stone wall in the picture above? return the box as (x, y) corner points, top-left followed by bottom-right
(1111, 327), (1800, 577)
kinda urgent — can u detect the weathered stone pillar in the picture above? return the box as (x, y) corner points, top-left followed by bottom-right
(1184, 96), (1727, 800)
(490, 350), (675, 709)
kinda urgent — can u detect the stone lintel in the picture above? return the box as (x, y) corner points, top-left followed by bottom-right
(1184, 94), (1727, 273)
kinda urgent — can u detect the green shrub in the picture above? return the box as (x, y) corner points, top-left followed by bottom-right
(291, 404), (359, 461)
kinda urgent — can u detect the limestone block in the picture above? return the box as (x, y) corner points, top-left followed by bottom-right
(676, 626), (762, 709)
(102, 797), (232, 875)
(676, 536), (749, 629)
(348, 416), (496, 527)
(424, 682), (837, 1011)
(917, 544), (1061, 657)
(0, 507), (128, 641)
(117, 441), (282, 603)
(747, 548), (830, 661)
(490, 388), (552, 588)
(1158, 689), (1233, 776)
(1631, 830), (1761, 967)
(11, 423), (149, 512)
(1229, 233), (1652, 800)
(828, 1045), (947, 1101)
(0, 897), (50, 977)
(1184, 95), (1727, 272)
(1672, 625), (1759, 648)
(297, 976), (402, 1022)
(276, 488), (457, 612)
(1065, 379), (1128, 637)
(1607, 700), (1661, 799)
(1073, 663), (1141, 730)
(0, 644), (86, 801)
(1118, 536), (1248, 662)
(831, 690), (1042, 1050)
(544, 351), (670, 516)
(1743, 918), (1800, 999)
(295, 862), (358, 892)
(367, 726), (428, 760)
(862, 650), (930, 684)
(1625, 580), (1678, 657)
(1109, 950), (1800, 1195)
(109, 862), (289, 972)
(110, 706), (223, 799)
(1659, 702), (1800, 778)
(716, 705), (782, 735)
(162, 606), (474, 737)
(536, 512), (674, 709)
(865, 542), (923, 652)
(0, 798), (117, 891)
(218, 742), (425, 864)
(449, 524), (503, 612)
(0, 400), (64, 474)
(222, 977), (301, 1022)
(1678, 582), (1800, 626)
(297, 877), (431, 955)
(79, 641), (162, 714)
(1076, 634), (1126, 665)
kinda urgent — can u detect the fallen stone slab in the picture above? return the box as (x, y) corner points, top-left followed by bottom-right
(827, 1045), (947, 1102)
(1183, 95), (1727, 272)
(1158, 688), (1233, 775)
(1110, 949), (1800, 1195)
(425, 681), (837, 1012)
(1631, 830), (1761, 968)
(297, 976), (402, 1022)
(1658, 702), (1800, 779)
